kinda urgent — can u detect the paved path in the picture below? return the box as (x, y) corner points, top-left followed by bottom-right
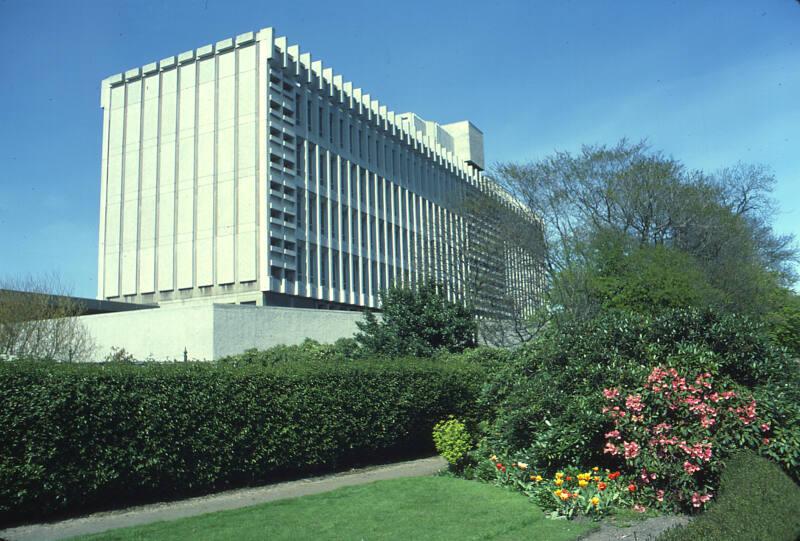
(0, 456), (447, 541)
(578, 514), (692, 541)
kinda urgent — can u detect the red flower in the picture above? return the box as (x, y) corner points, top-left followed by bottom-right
(496, 463), (506, 472)
(608, 471), (621, 480)
(598, 482), (607, 491)
(566, 476), (573, 481)
(628, 483), (637, 492)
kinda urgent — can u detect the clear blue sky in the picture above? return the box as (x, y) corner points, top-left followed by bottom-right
(0, 0), (798, 298)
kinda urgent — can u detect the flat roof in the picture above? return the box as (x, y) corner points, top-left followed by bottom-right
(0, 289), (158, 317)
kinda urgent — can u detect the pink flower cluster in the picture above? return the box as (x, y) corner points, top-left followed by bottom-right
(683, 460), (701, 474)
(734, 399), (758, 425)
(678, 441), (713, 462)
(691, 492), (713, 508)
(601, 364), (767, 511)
(623, 441), (640, 459)
(625, 394), (644, 412)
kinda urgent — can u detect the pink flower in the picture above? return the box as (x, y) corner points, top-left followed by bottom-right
(603, 388), (620, 400)
(604, 442), (619, 456)
(625, 394), (644, 412)
(700, 415), (716, 429)
(683, 461), (700, 475)
(652, 423), (672, 434)
(623, 441), (640, 460)
(605, 430), (621, 440)
(763, 437), (770, 445)
(633, 504), (647, 513)
(691, 492), (713, 508)
(656, 489), (665, 502)
(761, 423), (771, 432)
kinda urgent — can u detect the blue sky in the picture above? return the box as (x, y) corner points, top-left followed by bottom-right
(0, 0), (798, 298)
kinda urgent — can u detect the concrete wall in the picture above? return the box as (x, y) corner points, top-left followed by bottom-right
(98, 30), (271, 304)
(211, 304), (362, 358)
(79, 303), (362, 361)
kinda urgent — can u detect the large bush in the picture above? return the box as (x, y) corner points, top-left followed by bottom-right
(478, 309), (800, 481)
(0, 358), (484, 524)
(602, 364), (767, 511)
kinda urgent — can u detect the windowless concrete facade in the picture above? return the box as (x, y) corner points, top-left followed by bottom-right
(97, 27), (543, 315)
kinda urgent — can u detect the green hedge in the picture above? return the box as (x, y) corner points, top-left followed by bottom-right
(658, 450), (800, 541)
(0, 358), (483, 524)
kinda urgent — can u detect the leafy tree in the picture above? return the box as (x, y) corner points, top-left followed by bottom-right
(581, 228), (726, 315)
(492, 140), (798, 324)
(355, 282), (477, 357)
(764, 287), (800, 357)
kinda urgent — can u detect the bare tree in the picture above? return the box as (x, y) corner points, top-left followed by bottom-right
(0, 274), (96, 362)
(410, 181), (546, 346)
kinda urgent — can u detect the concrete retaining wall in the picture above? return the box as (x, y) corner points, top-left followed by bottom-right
(79, 304), (363, 361)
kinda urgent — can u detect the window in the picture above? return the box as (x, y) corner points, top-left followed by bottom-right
(309, 194), (316, 229)
(321, 248), (328, 286)
(349, 125), (354, 153)
(296, 188), (304, 227)
(320, 200), (327, 236)
(309, 244), (317, 284)
(332, 251), (339, 289)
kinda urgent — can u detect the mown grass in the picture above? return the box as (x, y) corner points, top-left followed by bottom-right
(72, 476), (596, 541)
(659, 450), (800, 541)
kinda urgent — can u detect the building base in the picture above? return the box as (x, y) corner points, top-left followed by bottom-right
(79, 303), (364, 361)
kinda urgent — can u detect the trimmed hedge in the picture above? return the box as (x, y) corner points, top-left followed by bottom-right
(658, 450), (800, 541)
(0, 358), (483, 524)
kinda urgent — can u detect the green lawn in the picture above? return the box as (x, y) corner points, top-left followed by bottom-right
(73, 476), (597, 541)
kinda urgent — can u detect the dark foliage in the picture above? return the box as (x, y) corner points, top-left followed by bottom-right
(658, 450), (800, 541)
(479, 309), (800, 476)
(355, 283), (478, 357)
(0, 358), (483, 525)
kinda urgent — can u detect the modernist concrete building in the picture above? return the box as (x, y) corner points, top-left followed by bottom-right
(97, 27), (543, 320)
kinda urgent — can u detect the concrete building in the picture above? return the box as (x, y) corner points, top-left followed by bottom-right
(97, 27), (544, 318)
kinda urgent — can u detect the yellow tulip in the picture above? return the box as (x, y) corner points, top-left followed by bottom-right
(554, 479), (563, 486)
(591, 496), (600, 506)
(579, 480), (589, 488)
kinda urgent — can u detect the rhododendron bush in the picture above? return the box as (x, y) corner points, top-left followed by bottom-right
(602, 365), (770, 511)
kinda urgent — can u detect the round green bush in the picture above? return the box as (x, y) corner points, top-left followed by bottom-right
(433, 417), (472, 466)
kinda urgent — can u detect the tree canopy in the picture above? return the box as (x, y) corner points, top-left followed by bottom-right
(491, 139), (798, 326)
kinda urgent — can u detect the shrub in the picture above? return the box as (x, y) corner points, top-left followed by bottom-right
(602, 363), (766, 512)
(355, 282), (477, 357)
(218, 338), (356, 367)
(0, 358), (484, 525)
(432, 417), (472, 466)
(658, 450), (800, 541)
(478, 309), (800, 479)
